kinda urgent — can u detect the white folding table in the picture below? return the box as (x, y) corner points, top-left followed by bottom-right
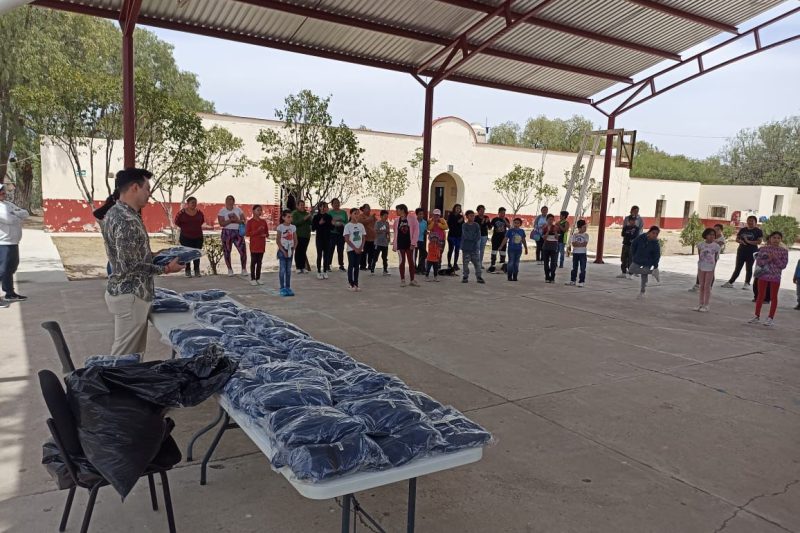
(149, 303), (484, 532)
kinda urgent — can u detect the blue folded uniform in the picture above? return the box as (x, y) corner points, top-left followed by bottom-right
(373, 421), (445, 467)
(331, 369), (406, 403)
(177, 336), (223, 359)
(152, 296), (190, 313)
(280, 433), (388, 481)
(182, 289), (227, 302)
(265, 406), (367, 448)
(253, 361), (331, 382)
(153, 246), (203, 266)
(84, 353), (142, 368)
(431, 408), (492, 452)
(336, 397), (425, 437)
(254, 326), (309, 349)
(366, 389), (447, 419)
(238, 377), (332, 417)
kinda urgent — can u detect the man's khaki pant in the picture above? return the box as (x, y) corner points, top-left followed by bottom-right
(105, 292), (152, 356)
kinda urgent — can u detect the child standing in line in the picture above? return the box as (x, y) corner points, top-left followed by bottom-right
(501, 218), (527, 282)
(245, 205), (269, 286)
(695, 228), (721, 312)
(344, 208), (365, 292)
(415, 208), (428, 274)
(393, 204), (420, 287)
(276, 210), (297, 297)
(690, 224), (728, 292)
(374, 210), (391, 276)
(488, 207), (510, 273)
(617, 215), (639, 279)
(793, 258), (800, 310)
(426, 209), (447, 281)
(540, 214), (561, 283)
(312, 201), (333, 280)
(461, 210), (485, 284)
(566, 220), (589, 287)
(748, 231), (789, 326)
(557, 210), (570, 269)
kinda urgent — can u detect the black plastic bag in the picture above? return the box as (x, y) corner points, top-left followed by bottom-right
(42, 440), (103, 490)
(65, 349), (236, 497)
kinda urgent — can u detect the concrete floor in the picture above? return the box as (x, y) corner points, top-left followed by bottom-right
(1, 251), (799, 532)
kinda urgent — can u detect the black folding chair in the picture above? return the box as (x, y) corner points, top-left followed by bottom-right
(41, 322), (75, 373)
(38, 370), (179, 533)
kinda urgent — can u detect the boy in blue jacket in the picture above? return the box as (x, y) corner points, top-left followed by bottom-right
(629, 226), (661, 298)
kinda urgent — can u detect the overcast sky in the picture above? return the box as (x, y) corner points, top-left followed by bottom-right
(148, 3), (800, 159)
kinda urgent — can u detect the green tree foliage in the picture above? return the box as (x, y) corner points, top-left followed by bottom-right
(632, 141), (723, 184)
(366, 161), (409, 210)
(487, 121), (520, 146)
(203, 235), (224, 275)
(521, 115), (594, 152)
(258, 90), (365, 208)
(407, 146), (438, 189)
(720, 117), (800, 188)
(762, 215), (798, 246)
(679, 212), (705, 254)
(493, 164), (544, 215)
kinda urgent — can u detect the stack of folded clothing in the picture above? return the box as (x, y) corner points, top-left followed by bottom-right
(153, 246), (203, 267)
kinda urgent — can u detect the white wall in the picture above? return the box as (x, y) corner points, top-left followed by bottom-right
(625, 178), (702, 219)
(698, 185), (797, 220)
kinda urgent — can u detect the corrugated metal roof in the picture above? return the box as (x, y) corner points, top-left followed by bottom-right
(33, 0), (793, 102)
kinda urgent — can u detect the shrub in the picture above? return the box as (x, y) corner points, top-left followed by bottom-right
(679, 213), (704, 254)
(203, 235), (224, 275)
(762, 215), (798, 246)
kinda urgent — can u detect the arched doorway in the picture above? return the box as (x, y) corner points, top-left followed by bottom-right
(430, 172), (462, 215)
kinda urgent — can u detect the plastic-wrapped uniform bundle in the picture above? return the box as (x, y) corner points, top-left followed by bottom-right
(245, 314), (308, 339)
(372, 421), (446, 467)
(430, 407), (492, 452)
(336, 397), (425, 437)
(153, 246), (203, 267)
(330, 368), (406, 403)
(152, 296), (191, 313)
(253, 326), (308, 350)
(169, 324), (225, 347)
(84, 353), (142, 368)
(281, 433), (388, 482)
(238, 377), (332, 418)
(154, 287), (180, 298)
(252, 361), (332, 382)
(305, 356), (374, 377)
(224, 372), (267, 410)
(265, 406), (367, 449)
(232, 347), (289, 369)
(176, 337), (224, 359)
(182, 289), (227, 302)
(364, 389), (448, 419)
(220, 333), (266, 351)
(286, 338), (349, 359)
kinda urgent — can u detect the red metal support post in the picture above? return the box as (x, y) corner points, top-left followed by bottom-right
(120, 0), (141, 168)
(420, 83), (434, 216)
(594, 115), (615, 264)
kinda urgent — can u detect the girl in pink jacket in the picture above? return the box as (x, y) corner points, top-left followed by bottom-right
(748, 231), (789, 326)
(392, 204), (420, 287)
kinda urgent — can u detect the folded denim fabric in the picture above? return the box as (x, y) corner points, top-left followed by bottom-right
(168, 325), (225, 346)
(238, 378), (333, 417)
(373, 421), (445, 467)
(330, 369), (406, 403)
(194, 307), (239, 323)
(152, 296), (191, 313)
(336, 397), (425, 437)
(253, 361), (331, 383)
(182, 289), (227, 302)
(153, 246), (203, 266)
(265, 406), (367, 448)
(431, 408), (492, 452)
(154, 287), (180, 298)
(280, 433), (388, 481)
(84, 353), (142, 368)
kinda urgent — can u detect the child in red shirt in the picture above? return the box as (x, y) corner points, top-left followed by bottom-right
(245, 205), (269, 285)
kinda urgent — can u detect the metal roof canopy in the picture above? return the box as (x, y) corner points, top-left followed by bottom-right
(27, 0), (800, 262)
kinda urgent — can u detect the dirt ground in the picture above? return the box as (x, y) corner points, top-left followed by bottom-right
(52, 227), (705, 281)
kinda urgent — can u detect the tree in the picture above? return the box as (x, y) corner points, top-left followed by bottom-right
(258, 90), (365, 209)
(720, 117), (800, 188)
(408, 146), (438, 190)
(531, 154), (559, 211)
(561, 165), (598, 217)
(493, 164), (542, 215)
(487, 121), (520, 146)
(679, 212), (705, 254)
(762, 215), (798, 246)
(521, 115), (594, 152)
(633, 141), (723, 184)
(366, 161), (409, 210)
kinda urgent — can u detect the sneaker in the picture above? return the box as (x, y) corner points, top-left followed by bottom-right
(433, 278), (440, 282)
(626, 274), (633, 280)
(577, 282), (584, 288)
(0, 299), (8, 308)
(286, 288), (295, 297)
(453, 265), (460, 271)
(699, 306), (709, 313)
(5, 293), (26, 301)
(241, 268), (248, 277)
(348, 286), (356, 292)
(383, 271), (390, 276)
(747, 316), (760, 324)
(565, 281), (575, 286)
(426, 277), (434, 282)
(323, 272), (329, 280)
(370, 271), (375, 276)
(355, 286), (362, 292)
(763, 317), (774, 327)
(279, 288), (289, 297)
(257, 280), (264, 285)
(400, 280), (407, 287)
(694, 305), (703, 312)
(688, 285), (699, 292)
(487, 266), (496, 273)
(652, 268), (660, 283)
(297, 269), (304, 274)
(477, 278), (485, 284)
(616, 273), (627, 279)
(742, 283), (751, 290)
(721, 282), (734, 288)
(317, 273), (324, 280)
(227, 268), (235, 276)
(409, 280), (420, 287)
(250, 280), (258, 286)
(185, 271), (192, 278)
(794, 304), (800, 310)
(339, 266), (346, 272)
(462, 278), (468, 283)
(194, 271), (202, 278)
(637, 292), (645, 299)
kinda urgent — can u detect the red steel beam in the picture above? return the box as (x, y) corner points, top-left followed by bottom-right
(594, 115), (615, 264)
(434, 0), (680, 60)
(119, 0), (141, 168)
(626, 0), (738, 34)
(237, 0), (630, 83)
(593, 5), (800, 115)
(31, 0), (591, 104)
(420, 83), (434, 215)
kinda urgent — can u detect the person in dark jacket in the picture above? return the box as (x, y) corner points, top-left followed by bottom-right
(629, 226), (661, 297)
